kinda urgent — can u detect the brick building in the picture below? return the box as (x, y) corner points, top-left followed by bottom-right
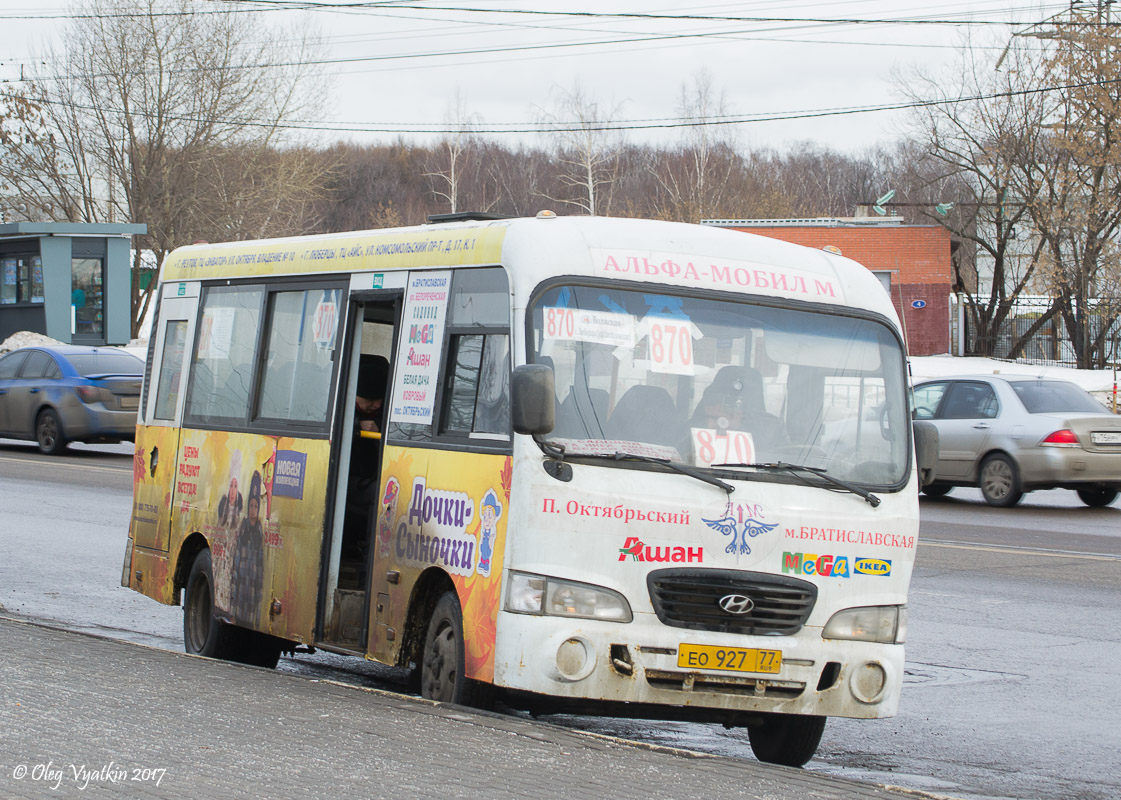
(702, 217), (952, 356)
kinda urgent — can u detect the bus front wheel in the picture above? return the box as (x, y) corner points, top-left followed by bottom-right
(183, 550), (242, 662)
(421, 592), (491, 708)
(747, 713), (826, 768)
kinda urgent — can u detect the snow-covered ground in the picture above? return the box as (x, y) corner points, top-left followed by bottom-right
(910, 354), (1119, 409)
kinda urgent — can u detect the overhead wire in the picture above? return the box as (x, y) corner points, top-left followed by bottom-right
(2, 73), (1117, 136)
(0, 1), (1104, 136)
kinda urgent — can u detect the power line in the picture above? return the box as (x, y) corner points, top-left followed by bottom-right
(216, 0), (1095, 28)
(0, 5), (1062, 81)
(3, 74), (1118, 136)
(0, 0), (1086, 28)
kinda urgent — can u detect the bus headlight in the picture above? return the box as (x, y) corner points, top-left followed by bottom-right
(822, 605), (906, 644)
(506, 571), (632, 622)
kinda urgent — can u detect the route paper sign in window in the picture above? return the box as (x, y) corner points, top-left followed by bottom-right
(541, 307), (636, 349)
(390, 271), (451, 426)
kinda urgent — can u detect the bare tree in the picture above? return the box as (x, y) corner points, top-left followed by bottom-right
(538, 83), (625, 216)
(1021, 8), (1121, 367)
(424, 92), (496, 215)
(898, 32), (1053, 358)
(651, 71), (739, 221)
(0, 0), (328, 336)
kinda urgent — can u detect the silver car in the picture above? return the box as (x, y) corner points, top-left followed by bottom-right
(912, 375), (1121, 507)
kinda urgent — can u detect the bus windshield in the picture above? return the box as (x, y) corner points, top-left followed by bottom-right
(530, 284), (909, 487)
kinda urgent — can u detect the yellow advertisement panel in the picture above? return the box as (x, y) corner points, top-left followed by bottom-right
(373, 446), (512, 683)
(160, 227), (506, 282)
(130, 424), (182, 552)
(162, 429), (331, 645)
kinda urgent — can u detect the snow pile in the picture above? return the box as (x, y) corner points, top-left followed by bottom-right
(0, 331), (64, 354)
(910, 355), (1119, 410)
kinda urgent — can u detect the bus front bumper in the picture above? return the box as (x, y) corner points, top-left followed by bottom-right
(491, 610), (903, 721)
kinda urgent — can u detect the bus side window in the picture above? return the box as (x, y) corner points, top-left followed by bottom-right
(439, 267), (511, 441)
(185, 285), (264, 424)
(153, 320), (188, 420)
(439, 333), (510, 437)
(256, 288), (339, 424)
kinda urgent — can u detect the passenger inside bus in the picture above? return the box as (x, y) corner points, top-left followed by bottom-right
(341, 354), (388, 589)
(354, 355), (387, 434)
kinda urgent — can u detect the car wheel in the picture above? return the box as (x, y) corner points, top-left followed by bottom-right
(420, 591), (492, 708)
(921, 483), (952, 498)
(1076, 486), (1119, 508)
(747, 713), (826, 767)
(979, 454), (1022, 507)
(36, 408), (68, 455)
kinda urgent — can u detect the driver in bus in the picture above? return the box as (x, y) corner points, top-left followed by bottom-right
(692, 366), (786, 452)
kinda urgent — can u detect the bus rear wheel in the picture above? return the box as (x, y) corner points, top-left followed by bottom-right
(421, 592), (491, 708)
(747, 713), (826, 768)
(184, 550), (239, 660)
(183, 550), (281, 668)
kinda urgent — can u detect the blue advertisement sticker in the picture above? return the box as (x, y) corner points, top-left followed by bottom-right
(273, 450), (307, 500)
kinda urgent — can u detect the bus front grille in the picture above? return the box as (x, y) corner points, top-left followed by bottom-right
(646, 568), (817, 635)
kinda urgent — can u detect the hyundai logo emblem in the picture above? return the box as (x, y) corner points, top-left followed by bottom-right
(718, 594), (754, 615)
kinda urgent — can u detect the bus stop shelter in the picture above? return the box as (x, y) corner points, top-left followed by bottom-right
(0, 221), (146, 346)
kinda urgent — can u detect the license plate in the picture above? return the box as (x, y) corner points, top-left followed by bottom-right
(1091, 431), (1121, 445)
(677, 643), (782, 674)
(119, 396), (139, 410)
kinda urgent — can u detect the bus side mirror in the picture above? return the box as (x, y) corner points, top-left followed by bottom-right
(912, 421), (939, 487)
(511, 364), (555, 436)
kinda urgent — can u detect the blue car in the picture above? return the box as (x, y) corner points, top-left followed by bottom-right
(0, 345), (144, 454)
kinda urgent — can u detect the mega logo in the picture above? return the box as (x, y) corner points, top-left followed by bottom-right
(781, 553), (893, 578)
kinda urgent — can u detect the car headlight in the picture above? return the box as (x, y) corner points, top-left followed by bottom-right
(823, 605), (906, 644)
(505, 571), (632, 622)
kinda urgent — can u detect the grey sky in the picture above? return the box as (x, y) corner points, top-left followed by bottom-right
(0, 1), (1066, 152)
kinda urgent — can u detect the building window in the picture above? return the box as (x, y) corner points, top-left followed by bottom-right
(873, 271), (892, 295)
(1, 255), (44, 305)
(72, 257), (105, 336)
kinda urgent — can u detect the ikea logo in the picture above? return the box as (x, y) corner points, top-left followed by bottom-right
(854, 558), (892, 576)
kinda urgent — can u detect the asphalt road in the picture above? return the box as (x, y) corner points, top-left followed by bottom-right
(1, 439), (1118, 800)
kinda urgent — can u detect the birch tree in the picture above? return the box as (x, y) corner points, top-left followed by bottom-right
(538, 83), (625, 216)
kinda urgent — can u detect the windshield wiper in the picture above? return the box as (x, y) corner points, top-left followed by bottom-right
(715, 461), (881, 507)
(587, 451), (733, 495)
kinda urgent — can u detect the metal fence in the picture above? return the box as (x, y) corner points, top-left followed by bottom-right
(951, 295), (1121, 368)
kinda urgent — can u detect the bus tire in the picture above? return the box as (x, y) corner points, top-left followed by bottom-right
(420, 591), (492, 708)
(183, 550), (241, 662)
(747, 713), (826, 768)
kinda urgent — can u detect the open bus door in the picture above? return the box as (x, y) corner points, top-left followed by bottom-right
(318, 290), (402, 650)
